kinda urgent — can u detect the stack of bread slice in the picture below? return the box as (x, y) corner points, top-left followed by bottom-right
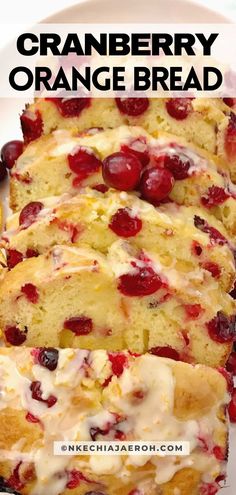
(0, 96), (235, 495)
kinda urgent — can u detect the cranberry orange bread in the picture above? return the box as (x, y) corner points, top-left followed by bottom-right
(9, 126), (236, 240)
(0, 348), (229, 495)
(0, 242), (235, 366)
(20, 97), (236, 182)
(3, 188), (235, 293)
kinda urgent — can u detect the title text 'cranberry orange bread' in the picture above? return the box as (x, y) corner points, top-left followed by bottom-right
(10, 126), (236, 239)
(20, 97), (236, 182)
(0, 348), (229, 495)
(0, 242), (235, 366)
(3, 188), (235, 293)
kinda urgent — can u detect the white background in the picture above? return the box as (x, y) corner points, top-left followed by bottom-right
(0, 0), (236, 25)
(0, 0), (234, 53)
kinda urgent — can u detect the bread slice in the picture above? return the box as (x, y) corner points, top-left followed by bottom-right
(3, 188), (235, 292)
(20, 97), (236, 182)
(0, 347), (229, 495)
(10, 126), (236, 240)
(0, 242), (235, 366)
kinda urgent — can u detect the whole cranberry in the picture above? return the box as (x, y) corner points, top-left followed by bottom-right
(0, 161), (7, 181)
(21, 283), (39, 303)
(46, 97), (91, 117)
(1, 140), (23, 169)
(139, 167), (174, 203)
(108, 352), (128, 376)
(37, 348), (59, 371)
(115, 97), (149, 116)
(118, 265), (163, 297)
(102, 151), (142, 191)
(164, 152), (192, 180)
(228, 388), (236, 422)
(207, 312), (236, 343)
(109, 208), (142, 237)
(30, 380), (57, 408)
(64, 316), (93, 335)
(4, 326), (27, 345)
(166, 98), (193, 120)
(223, 98), (235, 107)
(20, 110), (43, 144)
(19, 201), (43, 228)
(68, 146), (102, 184)
(225, 112), (236, 159)
(6, 249), (23, 269)
(226, 351), (236, 375)
(149, 346), (180, 361)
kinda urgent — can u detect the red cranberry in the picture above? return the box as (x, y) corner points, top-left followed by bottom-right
(89, 415), (122, 440)
(166, 98), (192, 120)
(90, 426), (105, 441)
(149, 346), (180, 361)
(108, 352), (128, 376)
(7, 463), (24, 491)
(20, 110), (43, 144)
(200, 483), (219, 495)
(6, 249), (23, 269)
(155, 152), (192, 180)
(21, 283), (39, 303)
(25, 412), (40, 423)
(115, 97), (149, 116)
(213, 446), (226, 461)
(0, 161), (7, 181)
(223, 98), (235, 107)
(128, 491), (142, 495)
(30, 381), (57, 408)
(102, 151), (142, 191)
(118, 265), (163, 297)
(68, 146), (102, 184)
(184, 304), (203, 319)
(215, 474), (226, 485)
(26, 248), (39, 258)
(12, 171), (32, 184)
(37, 348), (59, 371)
(192, 241), (203, 256)
(0, 477), (22, 494)
(225, 112), (236, 158)
(4, 326), (27, 345)
(201, 186), (229, 208)
(228, 388), (236, 422)
(66, 472), (79, 490)
(46, 97), (91, 117)
(194, 216), (227, 246)
(19, 201), (43, 228)
(230, 279), (236, 299)
(66, 470), (91, 489)
(109, 208), (142, 238)
(218, 367), (234, 394)
(89, 424), (111, 441)
(1, 140), (24, 169)
(121, 137), (149, 166)
(140, 167), (174, 203)
(92, 184), (109, 193)
(64, 316), (93, 335)
(226, 352), (236, 375)
(115, 429), (126, 440)
(201, 262), (221, 278)
(207, 312), (236, 343)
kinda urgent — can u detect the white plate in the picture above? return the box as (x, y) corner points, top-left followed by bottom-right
(0, 1), (235, 494)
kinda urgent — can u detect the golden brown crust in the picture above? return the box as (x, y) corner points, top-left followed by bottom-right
(173, 363), (227, 419)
